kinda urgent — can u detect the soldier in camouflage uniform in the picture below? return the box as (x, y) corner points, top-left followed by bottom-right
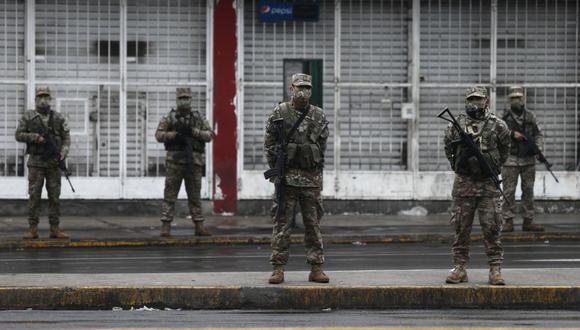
(501, 86), (545, 232)
(15, 86), (70, 239)
(155, 87), (212, 237)
(264, 73), (329, 284)
(443, 86), (511, 285)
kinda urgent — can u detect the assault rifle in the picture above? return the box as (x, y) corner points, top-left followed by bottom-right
(263, 108), (308, 220)
(34, 115), (75, 192)
(175, 119), (194, 176)
(519, 132), (559, 183)
(505, 112), (559, 183)
(437, 107), (509, 204)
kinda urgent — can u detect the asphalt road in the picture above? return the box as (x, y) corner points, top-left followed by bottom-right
(1, 240), (580, 273)
(1, 309), (580, 329)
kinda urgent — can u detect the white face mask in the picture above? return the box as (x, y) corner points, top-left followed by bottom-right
(291, 86), (311, 109)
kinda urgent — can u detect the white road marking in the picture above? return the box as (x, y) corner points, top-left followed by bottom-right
(514, 259), (580, 262)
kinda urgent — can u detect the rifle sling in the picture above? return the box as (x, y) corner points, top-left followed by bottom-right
(284, 104), (309, 142)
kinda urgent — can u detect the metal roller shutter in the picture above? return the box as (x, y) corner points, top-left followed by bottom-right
(0, 0), (25, 176)
(419, 0), (492, 171)
(242, 0), (336, 170)
(339, 0), (409, 170)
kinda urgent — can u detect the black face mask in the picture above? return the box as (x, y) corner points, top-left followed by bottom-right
(510, 99), (524, 114)
(36, 96), (51, 113)
(465, 103), (486, 120)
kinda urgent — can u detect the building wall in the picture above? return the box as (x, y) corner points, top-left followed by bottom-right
(0, 0), (579, 201)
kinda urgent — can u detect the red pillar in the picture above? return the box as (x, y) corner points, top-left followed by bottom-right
(212, 0), (237, 213)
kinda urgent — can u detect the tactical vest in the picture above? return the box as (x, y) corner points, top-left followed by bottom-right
(26, 110), (64, 157)
(163, 109), (206, 153)
(278, 102), (326, 170)
(453, 114), (502, 178)
(502, 109), (537, 157)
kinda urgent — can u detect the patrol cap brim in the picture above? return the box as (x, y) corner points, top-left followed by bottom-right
(176, 90), (192, 98)
(466, 91), (486, 98)
(508, 91), (524, 97)
(293, 80), (312, 87)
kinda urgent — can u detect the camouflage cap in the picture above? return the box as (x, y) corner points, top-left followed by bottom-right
(35, 86), (51, 97)
(508, 86), (525, 98)
(291, 73), (312, 87)
(176, 87), (192, 98)
(465, 86), (487, 99)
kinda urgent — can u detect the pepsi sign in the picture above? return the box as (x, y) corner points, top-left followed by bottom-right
(257, 1), (319, 22)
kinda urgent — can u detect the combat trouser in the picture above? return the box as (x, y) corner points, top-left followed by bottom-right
(270, 186), (325, 266)
(451, 196), (504, 266)
(502, 165), (536, 222)
(161, 162), (204, 223)
(27, 166), (61, 226)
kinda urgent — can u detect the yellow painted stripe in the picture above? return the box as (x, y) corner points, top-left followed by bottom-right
(1, 232), (580, 249)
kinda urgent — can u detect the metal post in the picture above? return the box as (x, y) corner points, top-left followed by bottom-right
(410, 0), (420, 174)
(333, 0), (341, 193)
(206, 0), (214, 199)
(212, 0), (238, 213)
(490, 0), (498, 114)
(24, 0), (35, 110)
(119, 0), (128, 197)
(234, 0), (243, 194)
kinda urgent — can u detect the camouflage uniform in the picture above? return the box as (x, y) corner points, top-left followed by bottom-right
(15, 86), (71, 239)
(265, 73), (329, 283)
(501, 86), (544, 232)
(443, 86), (510, 284)
(155, 88), (213, 236)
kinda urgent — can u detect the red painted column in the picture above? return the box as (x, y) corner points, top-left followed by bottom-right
(212, 0), (237, 213)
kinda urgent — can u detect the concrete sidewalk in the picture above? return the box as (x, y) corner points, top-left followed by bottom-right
(1, 268), (579, 309)
(0, 213), (579, 249)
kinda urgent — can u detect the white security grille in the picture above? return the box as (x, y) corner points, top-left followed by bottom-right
(419, 0), (492, 171)
(339, 0), (409, 170)
(496, 0), (579, 171)
(0, 0), (25, 176)
(35, 0), (121, 81)
(35, 0), (121, 177)
(0, 85), (25, 176)
(1, 0), (579, 200)
(419, 0), (579, 172)
(126, 0), (207, 177)
(242, 0), (336, 170)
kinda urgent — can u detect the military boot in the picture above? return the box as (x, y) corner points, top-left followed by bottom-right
(160, 222), (171, 237)
(22, 224), (39, 240)
(502, 218), (514, 233)
(309, 264), (330, 283)
(49, 224), (69, 239)
(194, 221), (212, 236)
(268, 265), (284, 284)
(522, 218), (544, 232)
(445, 265), (468, 284)
(489, 265), (505, 285)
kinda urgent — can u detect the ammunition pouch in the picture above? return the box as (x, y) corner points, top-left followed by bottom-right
(164, 139), (205, 153)
(287, 142), (322, 170)
(454, 146), (499, 179)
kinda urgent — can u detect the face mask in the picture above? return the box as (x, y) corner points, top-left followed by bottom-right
(176, 98), (191, 111)
(36, 96), (51, 112)
(465, 99), (487, 120)
(510, 98), (524, 113)
(291, 87), (311, 109)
